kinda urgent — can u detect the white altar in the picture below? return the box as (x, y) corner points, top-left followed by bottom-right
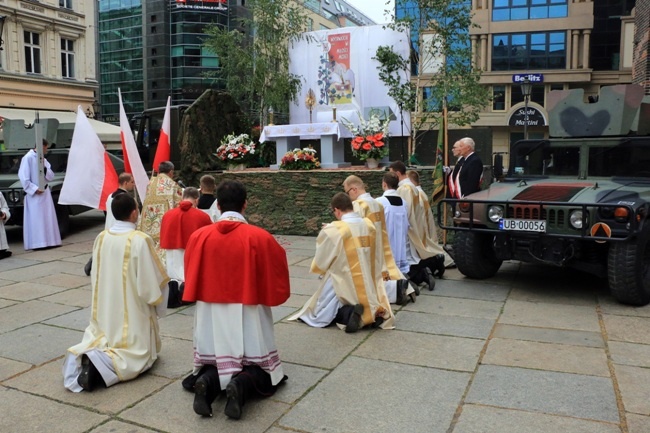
(260, 122), (352, 169)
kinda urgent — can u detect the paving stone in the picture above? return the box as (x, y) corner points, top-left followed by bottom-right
(281, 293), (312, 309)
(120, 380), (290, 433)
(466, 365), (618, 422)
(40, 288), (92, 308)
(432, 278), (511, 302)
(19, 248), (83, 262)
(272, 305), (299, 323)
(603, 314), (650, 345)
(0, 386), (107, 433)
(274, 322), (366, 369)
(499, 300), (600, 332)
(0, 299), (17, 309)
(273, 362), (328, 404)
(0, 324), (82, 364)
(614, 364), (650, 416)
(492, 323), (604, 348)
(0, 257), (41, 273)
(0, 278), (16, 287)
(286, 254), (314, 265)
(89, 420), (158, 433)
(0, 300), (78, 334)
(59, 241), (95, 254)
(30, 273), (90, 289)
(43, 308), (91, 332)
(395, 310), (494, 339)
(354, 329), (484, 372)
(279, 356), (470, 433)
(286, 265), (314, 279)
(453, 404), (620, 433)
(599, 296), (650, 318)
(175, 304), (196, 316)
(627, 413), (650, 433)
(0, 260), (87, 282)
(289, 276), (322, 296)
(158, 310), (194, 340)
(609, 341), (650, 368)
(482, 338), (610, 377)
(149, 336), (194, 379)
(0, 281), (71, 301)
(0, 356), (32, 381)
(4, 361), (172, 414)
(403, 295), (503, 320)
(509, 282), (598, 306)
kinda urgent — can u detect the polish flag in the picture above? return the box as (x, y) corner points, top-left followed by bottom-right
(59, 107), (119, 211)
(152, 96), (171, 173)
(118, 89), (149, 201)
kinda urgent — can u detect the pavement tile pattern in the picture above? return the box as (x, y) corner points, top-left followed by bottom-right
(1, 211), (649, 432)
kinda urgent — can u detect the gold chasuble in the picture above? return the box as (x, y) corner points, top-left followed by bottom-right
(353, 194), (405, 281)
(397, 180), (449, 263)
(296, 215), (394, 329)
(68, 229), (169, 382)
(138, 173), (183, 262)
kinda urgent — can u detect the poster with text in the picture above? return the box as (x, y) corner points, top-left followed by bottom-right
(289, 25), (411, 137)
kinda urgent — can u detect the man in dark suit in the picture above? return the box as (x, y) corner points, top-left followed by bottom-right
(448, 137), (483, 199)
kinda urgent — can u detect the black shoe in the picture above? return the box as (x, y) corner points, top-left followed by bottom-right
(395, 280), (409, 306)
(193, 376), (213, 417)
(407, 280), (418, 303)
(77, 354), (101, 392)
(0, 250), (11, 260)
(434, 254), (445, 279)
(224, 377), (245, 420)
(345, 304), (364, 333)
(84, 258), (92, 276)
(425, 268), (436, 291)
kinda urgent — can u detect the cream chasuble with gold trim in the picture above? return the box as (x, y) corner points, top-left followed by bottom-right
(67, 227), (169, 383)
(288, 213), (394, 329)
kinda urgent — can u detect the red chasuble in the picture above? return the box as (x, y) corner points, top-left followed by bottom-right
(159, 201), (212, 250)
(182, 221), (290, 306)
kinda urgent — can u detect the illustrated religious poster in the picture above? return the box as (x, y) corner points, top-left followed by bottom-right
(289, 25), (411, 137)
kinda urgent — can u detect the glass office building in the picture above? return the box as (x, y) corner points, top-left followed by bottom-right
(98, 0), (229, 123)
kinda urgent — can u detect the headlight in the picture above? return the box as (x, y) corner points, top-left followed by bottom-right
(7, 191), (20, 203)
(488, 205), (504, 223)
(570, 210), (585, 229)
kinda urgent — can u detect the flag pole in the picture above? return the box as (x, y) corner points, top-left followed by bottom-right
(442, 101), (449, 245)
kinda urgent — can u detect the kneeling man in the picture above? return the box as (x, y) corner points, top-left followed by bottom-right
(63, 194), (169, 392)
(288, 193), (394, 332)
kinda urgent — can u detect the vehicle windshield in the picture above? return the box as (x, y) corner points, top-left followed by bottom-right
(0, 150), (69, 176)
(508, 137), (650, 178)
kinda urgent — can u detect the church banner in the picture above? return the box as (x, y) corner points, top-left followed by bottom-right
(289, 25), (411, 137)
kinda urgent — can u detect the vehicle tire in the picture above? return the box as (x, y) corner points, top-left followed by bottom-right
(54, 198), (70, 239)
(453, 231), (502, 279)
(608, 225), (650, 306)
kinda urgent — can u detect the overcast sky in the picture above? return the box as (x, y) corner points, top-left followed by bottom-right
(345, 0), (395, 24)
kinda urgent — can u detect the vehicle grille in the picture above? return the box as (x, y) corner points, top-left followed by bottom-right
(507, 206), (566, 228)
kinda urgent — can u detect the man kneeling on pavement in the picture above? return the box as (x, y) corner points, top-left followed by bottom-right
(288, 192), (395, 332)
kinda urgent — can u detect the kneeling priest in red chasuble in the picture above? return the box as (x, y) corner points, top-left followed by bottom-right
(181, 180), (290, 420)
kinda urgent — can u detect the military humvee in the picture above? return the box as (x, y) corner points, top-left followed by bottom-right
(439, 84), (650, 306)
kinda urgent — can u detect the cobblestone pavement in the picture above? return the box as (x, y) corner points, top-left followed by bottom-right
(1, 210), (650, 433)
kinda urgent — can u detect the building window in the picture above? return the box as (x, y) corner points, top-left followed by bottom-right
(61, 38), (75, 78)
(59, 0), (73, 9)
(511, 84), (545, 106)
(24, 31), (42, 74)
(492, 32), (565, 71)
(492, 0), (567, 21)
(308, 18), (314, 32)
(493, 85), (505, 111)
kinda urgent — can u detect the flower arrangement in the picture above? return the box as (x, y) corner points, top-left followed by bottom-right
(215, 133), (257, 164)
(280, 147), (321, 170)
(341, 112), (390, 161)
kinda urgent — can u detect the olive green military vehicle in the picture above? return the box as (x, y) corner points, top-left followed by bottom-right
(439, 84), (650, 306)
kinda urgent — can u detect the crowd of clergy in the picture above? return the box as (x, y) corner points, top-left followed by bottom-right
(60, 152), (472, 421)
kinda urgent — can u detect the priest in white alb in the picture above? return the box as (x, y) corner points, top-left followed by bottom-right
(62, 194), (169, 392)
(288, 192), (394, 332)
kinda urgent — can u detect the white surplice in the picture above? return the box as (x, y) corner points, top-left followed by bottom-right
(288, 212), (394, 330)
(376, 189), (410, 275)
(18, 150), (61, 250)
(0, 193), (11, 250)
(63, 221), (169, 392)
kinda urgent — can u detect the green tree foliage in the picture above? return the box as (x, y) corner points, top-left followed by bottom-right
(380, 0), (489, 155)
(202, 0), (311, 126)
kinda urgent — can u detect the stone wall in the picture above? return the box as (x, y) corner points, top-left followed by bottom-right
(206, 168), (435, 236)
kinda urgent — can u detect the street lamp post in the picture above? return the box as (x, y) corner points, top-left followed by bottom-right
(520, 78), (532, 140)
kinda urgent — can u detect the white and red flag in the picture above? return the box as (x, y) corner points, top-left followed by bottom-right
(118, 88), (149, 201)
(152, 96), (171, 173)
(59, 107), (119, 211)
